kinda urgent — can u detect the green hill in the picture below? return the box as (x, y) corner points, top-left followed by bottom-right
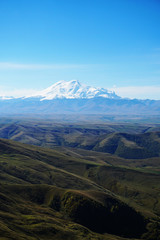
(0, 120), (160, 159)
(0, 138), (160, 239)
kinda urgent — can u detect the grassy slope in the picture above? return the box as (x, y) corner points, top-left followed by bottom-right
(0, 138), (160, 239)
(0, 121), (160, 160)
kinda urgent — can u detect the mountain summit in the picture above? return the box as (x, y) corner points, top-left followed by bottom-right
(0, 80), (160, 115)
(31, 80), (120, 100)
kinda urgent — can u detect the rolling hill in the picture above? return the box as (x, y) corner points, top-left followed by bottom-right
(0, 138), (160, 239)
(0, 120), (160, 159)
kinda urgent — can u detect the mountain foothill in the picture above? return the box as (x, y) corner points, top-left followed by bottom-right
(0, 118), (160, 239)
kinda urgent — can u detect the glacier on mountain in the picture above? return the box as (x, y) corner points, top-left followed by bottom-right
(30, 80), (120, 100)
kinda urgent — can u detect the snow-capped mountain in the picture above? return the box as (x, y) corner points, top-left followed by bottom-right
(0, 80), (160, 115)
(30, 80), (120, 100)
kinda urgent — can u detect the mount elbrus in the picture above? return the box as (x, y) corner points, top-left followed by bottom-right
(0, 80), (159, 115)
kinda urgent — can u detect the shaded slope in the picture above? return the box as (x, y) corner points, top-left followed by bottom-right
(0, 138), (150, 239)
(93, 132), (160, 159)
(0, 122), (160, 159)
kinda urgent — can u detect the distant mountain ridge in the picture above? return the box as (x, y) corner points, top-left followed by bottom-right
(0, 80), (160, 115)
(29, 80), (120, 100)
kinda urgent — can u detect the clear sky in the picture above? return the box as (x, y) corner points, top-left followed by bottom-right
(0, 0), (160, 99)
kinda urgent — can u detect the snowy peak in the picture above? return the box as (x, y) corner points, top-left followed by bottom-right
(32, 80), (120, 100)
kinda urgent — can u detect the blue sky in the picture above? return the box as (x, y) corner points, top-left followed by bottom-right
(0, 0), (160, 99)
